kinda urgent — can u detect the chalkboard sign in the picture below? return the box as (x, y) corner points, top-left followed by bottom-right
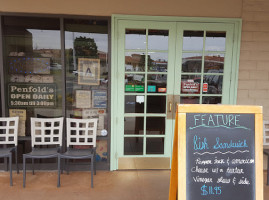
(186, 113), (255, 200)
(169, 105), (263, 200)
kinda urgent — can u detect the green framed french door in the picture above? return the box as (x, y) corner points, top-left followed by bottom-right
(113, 19), (235, 169)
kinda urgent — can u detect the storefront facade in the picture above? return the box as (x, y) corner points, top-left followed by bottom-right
(0, 14), (111, 170)
(0, 0), (268, 171)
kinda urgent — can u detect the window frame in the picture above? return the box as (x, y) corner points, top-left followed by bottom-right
(0, 13), (111, 170)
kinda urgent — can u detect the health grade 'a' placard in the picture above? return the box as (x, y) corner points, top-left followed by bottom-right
(186, 113), (255, 200)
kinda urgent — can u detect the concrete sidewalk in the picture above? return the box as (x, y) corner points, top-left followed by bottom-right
(0, 170), (170, 200)
(0, 170), (269, 200)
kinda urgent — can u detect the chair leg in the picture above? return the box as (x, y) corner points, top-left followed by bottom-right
(94, 151), (96, 175)
(23, 155), (26, 188)
(32, 158), (34, 175)
(91, 156), (93, 188)
(15, 147), (19, 174)
(67, 159), (69, 175)
(57, 156), (61, 187)
(9, 153), (13, 186)
(61, 160), (64, 174)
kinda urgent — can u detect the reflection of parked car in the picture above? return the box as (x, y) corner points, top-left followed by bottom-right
(72, 70), (81, 76)
(50, 63), (62, 71)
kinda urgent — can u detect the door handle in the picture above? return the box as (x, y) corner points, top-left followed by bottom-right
(169, 102), (172, 112)
(167, 95), (173, 119)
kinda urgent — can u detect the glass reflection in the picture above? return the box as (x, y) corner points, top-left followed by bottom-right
(125, 95), (144, 113)
(180, 97), (199, 104)
(146, 117), (165, 135)
(183, 31), (204, 51)
(124, 137), (143, 155)
(181, 75), (201, 94)
(124, 117), (144, 135)
(146, 138), (164, 154)
(3, 16), (62, 164)
(125, 74), (145, 93)
(204, 54), (224, 73)
(125, 52), (145, 72)
(148, 29), (169, 51)
(125, 29), (146, 50)
(202, 96), (221, 104)
(64, 18), (109, 124)
(203, 75), (223, 94)
(148, 52), (168, 72)
(147, 74), (167, 93)
(205, 31), (226, 51)
(3, 16), (62, 121)
(147, 95), (166, 113)
(182, 53), (202, 73)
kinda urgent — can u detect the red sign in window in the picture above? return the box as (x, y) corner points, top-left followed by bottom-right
(203, 83), (208, 93)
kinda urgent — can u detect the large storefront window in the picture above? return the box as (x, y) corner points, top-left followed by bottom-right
(65, 19), (109, 167)
(1, 15), (109, 169)
(3, 16), (62, 164)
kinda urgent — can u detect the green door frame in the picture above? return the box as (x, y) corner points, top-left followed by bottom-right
(111, 14), (242, 171)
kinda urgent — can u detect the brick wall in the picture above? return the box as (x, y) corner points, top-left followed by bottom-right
(238, 0), (269, 119)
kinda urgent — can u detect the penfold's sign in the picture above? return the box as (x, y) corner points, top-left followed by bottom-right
(8, 83), (56, 107)
(181, 81), (200, 93)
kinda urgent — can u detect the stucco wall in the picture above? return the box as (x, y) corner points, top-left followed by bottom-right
(237, 0), (269, 120)
(0, 0), (242, 18)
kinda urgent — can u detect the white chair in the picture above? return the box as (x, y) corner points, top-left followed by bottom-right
(23, 117), (63, 187)
(58, 118), (98, 188)
(0, 117), (19, 186)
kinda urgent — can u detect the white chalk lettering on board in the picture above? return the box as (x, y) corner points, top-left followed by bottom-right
(186, 113), (255, 200)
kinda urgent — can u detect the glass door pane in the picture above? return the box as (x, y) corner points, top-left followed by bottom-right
(175, 23), (234, 105)
(117, 21), (176, 162)
(123, 28), (169, 155)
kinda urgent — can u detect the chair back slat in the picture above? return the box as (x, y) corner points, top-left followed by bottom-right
(66, 118), (98, 147)
(31, 117), (63, 147)
(264, 121), (269, 146)
(0, 117), (19, 146)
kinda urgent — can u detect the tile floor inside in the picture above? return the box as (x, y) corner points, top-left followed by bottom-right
(0, 170), (268, 200)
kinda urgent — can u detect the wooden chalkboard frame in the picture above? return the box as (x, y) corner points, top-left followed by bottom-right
(169, 104), (263, 200)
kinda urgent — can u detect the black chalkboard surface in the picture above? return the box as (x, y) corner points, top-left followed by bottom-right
(186, 113), (255, 200)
